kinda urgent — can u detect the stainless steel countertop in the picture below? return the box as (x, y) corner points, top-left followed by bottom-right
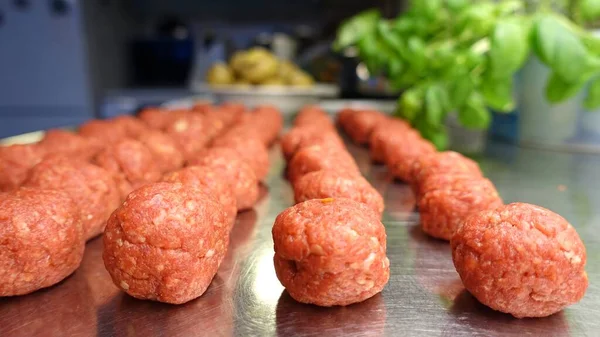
(0, 140), (598, 337)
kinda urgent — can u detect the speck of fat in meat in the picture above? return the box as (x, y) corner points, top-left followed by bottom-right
(120, 281), (130, 290)
(205, 249), (215, 258)
(174, 120), (189, 132)
(116, 239), (123, 247)
(310, 244), (325, 256)
(363, 253), (376, 269)
(153, 209), (168, 226)
(185, 200), (197, 211)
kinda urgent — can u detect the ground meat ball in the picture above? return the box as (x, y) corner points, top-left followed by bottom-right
(200, 109), (227, 138)
(0, 144), (45, 191)
(248, 105), (283, 145)
(189, 148), (259, 211)
(293, 170), (384, 217)
(211, 136), (269, 181)
(38, 129), (102, 160)
(287, 145), (360, 184)
(280, 127), (344, 161)
(336, 108), (355, 128)
(419, 178), (503, 241)
(165, 112), (211, 160)
(103, 182), (229, 304)
(411, 151), (483, 189)
(137, 130), (185, 173)
(111, 115), (150, 139)
(415, 173), (477, 200)
(94, 139), (162, 200)
(162, 166), (237, 227)
(138, 107), (172, 130)
(343, 110), (388, 145)
(218, 102), (246, 125)
(24, 156), (120, 240)
(79, 119), (128, 144)
(369, 120), (413, 163)
(272, 198), (390, 306)
(0, 188), (84, 296)
(294, 106), (334, 130)
(388, 136), (437, 182)
(451, 203), (588, 318)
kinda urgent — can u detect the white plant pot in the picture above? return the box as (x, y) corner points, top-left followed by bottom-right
(518, 57), (582, 147)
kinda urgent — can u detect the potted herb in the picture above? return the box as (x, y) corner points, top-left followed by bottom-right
(333, 1), (600, 151)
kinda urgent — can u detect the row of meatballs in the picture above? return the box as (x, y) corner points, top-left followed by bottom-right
(273, 105), (390, 307)
(338, 108), (588, 318)
(0, 102), (282, 301)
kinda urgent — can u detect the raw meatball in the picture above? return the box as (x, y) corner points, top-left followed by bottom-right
(287, 145), (360, 184)
(415, 173), (476, 200)
(79, 119), (128, 144)
(343, 110), (388, 145)
(189, 148), (259, 211)
(162, 165), (238, 227)
(336, 108), (355, 128)
(137, 130), (185, 173)
(24, 155), (121, 240)
(211, 136), (269, 181)
(388, 136), (437, 182)
(369, 120), (413, 163)
(272, 198), (390, 306)
(419, 178), (503, 241)
(94, 139), (162, 200)
(138, 107), (172, 130)
(111, 115), (150, 139)
(280, 127), (344, 161)
(248, 105), (283, 145)
(38, 129), (102, 160)
(293, 170), (384, 217)
(103, 182), (229, 304)
(294, 106), (334, 130)
(0, 188), (84, 296)
(165, 112), (211, 160)
(218, 102), (246, 125)
(411, 151), (483, 188)
(451, 203), (588, 318)
(0, 144), (45, 191)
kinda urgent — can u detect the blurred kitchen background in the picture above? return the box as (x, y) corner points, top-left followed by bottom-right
(2, 0), (600, 153)
(0, 0), (402, 137)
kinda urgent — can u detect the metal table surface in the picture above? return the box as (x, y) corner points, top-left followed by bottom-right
(0, 140), (599, 337)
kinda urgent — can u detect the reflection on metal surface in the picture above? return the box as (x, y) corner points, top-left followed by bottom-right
(0, 140), (599, 336)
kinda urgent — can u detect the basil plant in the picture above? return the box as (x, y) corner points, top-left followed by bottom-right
(334, 0), (600, 149)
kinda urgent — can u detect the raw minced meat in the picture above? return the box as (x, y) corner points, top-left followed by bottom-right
(103, 182), (229, 304)
(272, 198), (389, 306)
(0, 188), (85, 296)
(451, 202), (588, 318)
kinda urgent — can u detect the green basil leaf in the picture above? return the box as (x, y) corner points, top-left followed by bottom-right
(532, 14), (600, 83)
(545, 72), (587, 103)
(456, 4), (496, 38)
(583, 35), (600, 56)
(388, 59), (404, 79)
(425, 86), (444, 127)
(412, 0), (442, 19)
(447, 0), (469, 12)
(414, 117), (448, 150)
(407, 37), (427, 72)
(481, 75), (515, 112)
(449, 74), (474, 109)
(333, 9), (380, 51)
(584, 77), (600, 110)
(489, 18), (530, 78)
(398, 88), (423, 122)
(579, 0), (600, 22)
(459, 93), (491, 129)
